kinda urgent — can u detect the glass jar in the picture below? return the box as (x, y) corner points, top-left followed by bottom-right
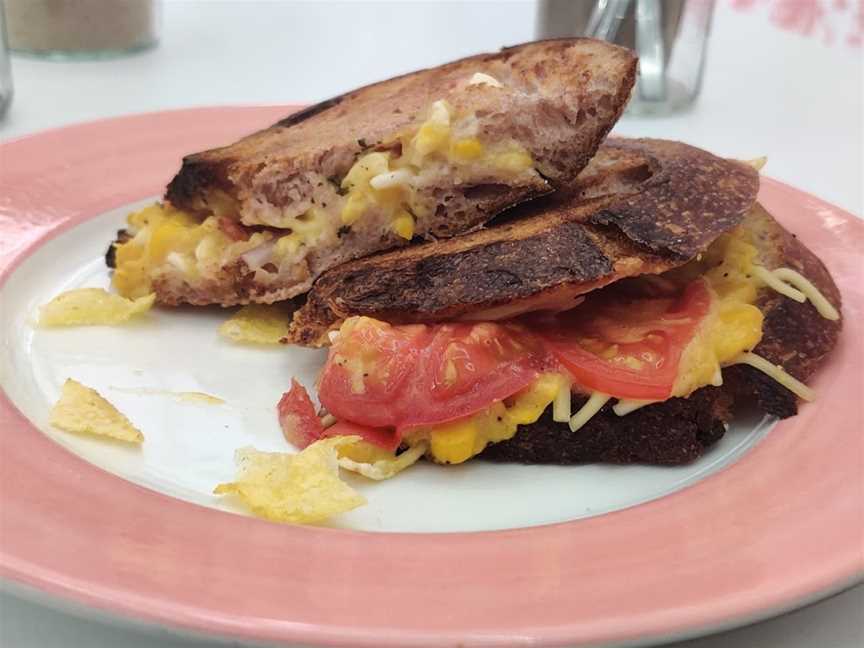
(537, 0), (716, 115)
(5, 0), (161, 60)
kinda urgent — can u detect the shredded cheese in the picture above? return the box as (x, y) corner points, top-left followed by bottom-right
(370, 169), (413, 190)
(320, 414), (337, 428)
(552, 379), (572, 422)
(337, 441), (428, 481)
(569, 392), (611, 432)
(752, 265), (840, 321)
(771, 268), (840, 321)
(725, 352), (816, 401)
(468, 72), (503, 88)
(752, 265), (806, 302)
(612, 399), (655, 416)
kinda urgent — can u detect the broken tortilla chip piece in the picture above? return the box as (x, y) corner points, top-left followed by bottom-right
(219, 304), (293, 345)
(50, 379), (144, 443)
(39, 288), (155, 327)
(214, 436), (366, 524)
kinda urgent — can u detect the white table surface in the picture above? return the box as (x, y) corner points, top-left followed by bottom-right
(0, 1), (861, 647)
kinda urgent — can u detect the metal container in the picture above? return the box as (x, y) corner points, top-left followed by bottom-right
(537, 0), (715, 114)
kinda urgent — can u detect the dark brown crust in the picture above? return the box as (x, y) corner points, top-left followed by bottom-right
(165, 38), (637, 234)
(589, 138), (760, 259)
(480, 203), (843, 465)
(286, 139), (759, 346)
(481, 387), (731, 465)
(273, 96), (345, 129)
(164, 158), (233, 212)
(104, 230), (130, 269)
(720, 202), (842, 418)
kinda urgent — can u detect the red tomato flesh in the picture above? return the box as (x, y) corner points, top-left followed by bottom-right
(277, 379), (401, 451)
(324, 420), (400, 452)
(534, 280), (712, 400)
(303, 280), (712, 449)
(318, 318), (542, 435)
(277, 379), (324, 448)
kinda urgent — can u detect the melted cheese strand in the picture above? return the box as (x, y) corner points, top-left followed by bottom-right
(710, 366), (724, 387)
(552, 379), (572, 422)
(569, 392), (611, 432)
(752, 265), (806, 302)
(612, 399), (655, 416)
(337, 441), (428, 481)
(771, 268), (841, 321)
(726, 352), (816, 401)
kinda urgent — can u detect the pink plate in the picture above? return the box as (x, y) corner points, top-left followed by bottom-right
(0, 107), (862, 647)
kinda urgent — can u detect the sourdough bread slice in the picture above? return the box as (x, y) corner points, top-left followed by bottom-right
(287, 139), (760, 346)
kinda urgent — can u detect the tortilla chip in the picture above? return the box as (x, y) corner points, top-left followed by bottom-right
(50, 379), (144, 443)
(214, 436), (366, 524)
(219, 305), (292, 345)
(39, 288), (154, 326)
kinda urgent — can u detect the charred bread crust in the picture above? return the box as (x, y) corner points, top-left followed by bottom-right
(480, 387), (731, 465)
(165, 38), (637, 236)
(104, 230), (131, 269)
(590, 138), (759, 259)
(286, 139), (759, 345)
(720, 203), (842, 418)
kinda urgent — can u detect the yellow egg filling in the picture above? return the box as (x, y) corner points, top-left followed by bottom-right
(339, 99), (534, 239)
(403, 373), (566, 465)
(673, 229), (764, 397)
(112, 203), (326, 299)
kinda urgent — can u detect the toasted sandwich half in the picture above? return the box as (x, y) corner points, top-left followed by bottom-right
(107, 38), (637, 306)
(287, 138), (761, 345)
(274, 139), (841, 471)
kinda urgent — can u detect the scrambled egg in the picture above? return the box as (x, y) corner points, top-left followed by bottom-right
(404, 373), (566, 465)
(214, 437), (366, 524)
(113, 204), (275, 299)
(673, 229), (765, 396)
(340, 99), (534, 240)
(39, 288), (154, 327)
(219, 304), (293, 345)
(50, 379), (144, 444)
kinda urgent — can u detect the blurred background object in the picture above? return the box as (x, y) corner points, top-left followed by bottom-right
(5, 0), (160, 60)
(538, 0), (715, 114)
(0, 1), (11, 118)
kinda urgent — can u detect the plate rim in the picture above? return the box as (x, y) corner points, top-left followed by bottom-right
(1, 107), (862, 647)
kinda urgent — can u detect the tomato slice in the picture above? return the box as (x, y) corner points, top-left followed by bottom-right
(534, 280), (712, 400)
(277, 379), (324, 448)
(325, 420), (400, 452)
(305, 281), (711, 446)
(318, 317), (541, 435)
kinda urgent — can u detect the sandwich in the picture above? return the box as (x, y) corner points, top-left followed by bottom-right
(274, 138), (841, 472)
(102, 38), (842, 478)
(107, 38), (637, 306)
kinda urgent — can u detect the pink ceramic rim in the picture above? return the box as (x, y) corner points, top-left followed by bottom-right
(0, 107), (862, 647)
